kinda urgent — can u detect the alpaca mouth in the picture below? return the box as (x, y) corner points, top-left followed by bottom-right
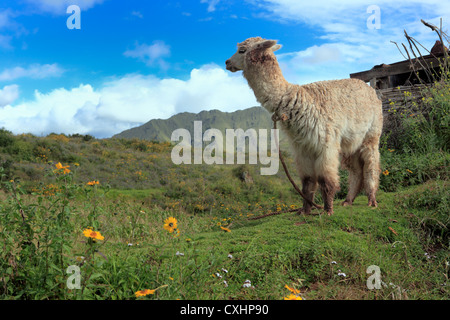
(226, 65), (239, 72)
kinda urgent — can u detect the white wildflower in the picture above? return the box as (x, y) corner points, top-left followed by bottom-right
(337, 270), (346, 277)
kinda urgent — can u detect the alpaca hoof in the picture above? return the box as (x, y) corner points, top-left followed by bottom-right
(297, 208), (313, 215)
(368, 200), (378, 207)
(342, 200), (352, 207)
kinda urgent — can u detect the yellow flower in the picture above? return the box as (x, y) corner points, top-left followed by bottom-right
(135, 284), (167, 298)
(87, 180), (100, 186)
(283, 294), (303, 300)
(285, 285), (301, 295)
(406, 169), (413, 174)
(135, 289), (155, 298)
(83, 228), (105, 241)
(164, 217), (178, 233)
(55, 162), (71, 174)
(382, 170), (389, 176)
(220, 226), (231, 232)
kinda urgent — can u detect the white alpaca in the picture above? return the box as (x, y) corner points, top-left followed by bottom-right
(226, 37), (383, 215)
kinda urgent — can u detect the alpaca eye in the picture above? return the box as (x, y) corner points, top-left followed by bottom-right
(238, 49), (246, 54)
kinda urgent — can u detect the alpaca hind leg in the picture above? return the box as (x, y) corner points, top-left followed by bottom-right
(342, 154), (363, 206)
(361, 142), (381, 207)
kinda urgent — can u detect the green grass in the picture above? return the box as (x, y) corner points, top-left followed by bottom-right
(0, 89), (449, 300)
(1, 167), (448, 299)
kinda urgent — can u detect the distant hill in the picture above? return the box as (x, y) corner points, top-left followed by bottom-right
(113, 107), (276, 142)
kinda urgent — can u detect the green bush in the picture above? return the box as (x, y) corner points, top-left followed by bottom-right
(0, 128), (15, 148)
(379, 150), (449, 192)
(0, 166), (77, 299)
(6, 139), (34, 160)
(387, 81), (450, 154)
(396, 181), (449, 245)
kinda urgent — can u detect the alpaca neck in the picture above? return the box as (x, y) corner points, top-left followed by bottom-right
(243, 58), (290, 113)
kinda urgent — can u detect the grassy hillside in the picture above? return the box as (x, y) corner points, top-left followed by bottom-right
(0, 129), (448, 300)
(0, 81), (449, 300)
(113, 107), (275, 142)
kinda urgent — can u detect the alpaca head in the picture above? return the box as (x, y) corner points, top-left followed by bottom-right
(225, 37), (282, 73)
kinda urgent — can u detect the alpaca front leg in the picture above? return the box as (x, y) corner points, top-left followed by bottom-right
(298, 176), (318, 215)
(318, 177), (338, 216)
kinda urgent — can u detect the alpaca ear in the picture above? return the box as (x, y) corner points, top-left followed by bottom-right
(257, 40), (282, 53)
(247, 40), (280, 64)
(272, 44), (282, 52)
(257, 40), (278, 50)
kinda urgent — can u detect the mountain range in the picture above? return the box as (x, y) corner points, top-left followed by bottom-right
(113, 106), (283, 144)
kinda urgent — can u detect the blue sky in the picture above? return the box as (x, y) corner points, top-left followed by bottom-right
(0, 0), (448, 137)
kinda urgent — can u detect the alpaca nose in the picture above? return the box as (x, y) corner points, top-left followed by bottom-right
(225, 59), (231, 66)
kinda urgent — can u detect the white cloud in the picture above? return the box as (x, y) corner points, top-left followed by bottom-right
(0, 84), (19, 107)
(0, 64), (258, 138)
(249, 0), (450, 83)
(24, 0), (105, 14)
(0, 9), (28, 49)
(201, 0), (220, 12)
(0, 84), (100, 136)
(130, 11), (143, 19)
(254, 0), (450, 27)
(124, 41), (171, 69)
(277, 42), (377, 82)
(0, 9), (13, 29)
(0, 64), (64, 81)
